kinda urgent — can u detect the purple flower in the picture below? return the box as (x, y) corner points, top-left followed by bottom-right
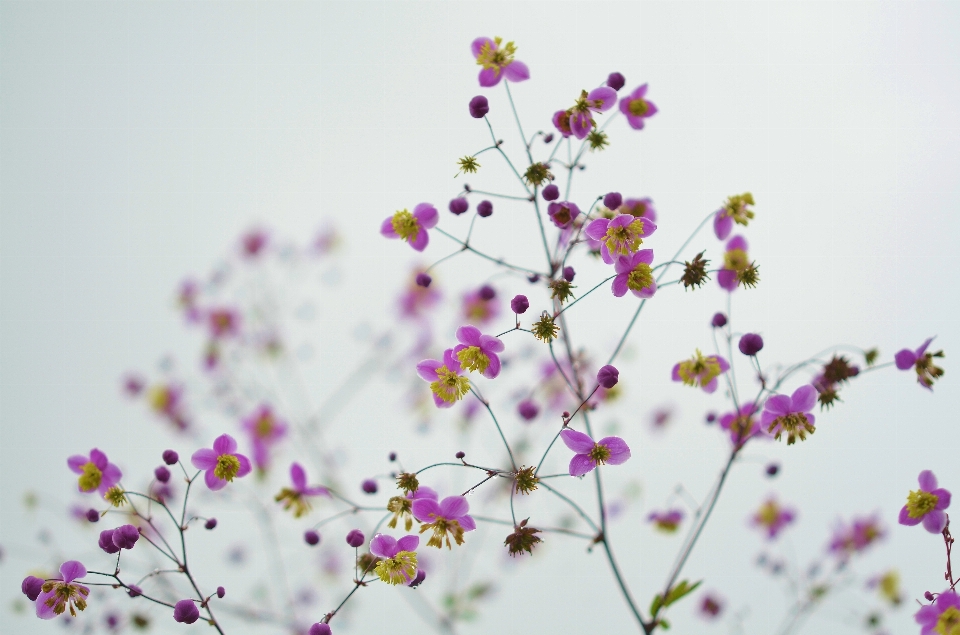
(603, 192), (623, 211)
(829, 514), (885, 559)
(127, 584), (142, 597)
(112, 524), (140, 550)
(304, 530), (321, 546)
(718, 403), (763, 445)
(699, 594), (724, 619)
(162, 449), (179, 465)
(173, 599), (200, 624)
(713, 193), (755, 240)
(510, 294), (529, 314)
(21, 576), (44, 601)
(85, 509), (99, 523)
(542, 184), (560, 201)
(711, 312), (727, 328)
(362, 479), (378, 494)
(517, 399), (539, 421)
(35, 560), (89, 620)
(471, 37), (529, 87)
(346, 529), (365, 548)
(761, 385), (817, 445)
(752, 497), (795, 539)
(204, 518), (217, 529)
(370, 533), (423, 585)
(585, 214), (657, 264)
(547, 201), (581, 229)
(207, 307), (241, 339)
(915, 589), (960, 635)
(648, 509), (684, 533)
(191, 434), (252, 491)
(468, 95), (489, 118)
(567, 87), (618, 139)
(461, 286), (500, 326)
(240, 405), (288, 472)
(899, 470), (951, 533)
(240, 228), (268, 258)
(612, 249), (657, 298)
(562, 266), (576, 282)
(380, 203), (439, 252)
(310, 624), (333, 635)
(276, 462), (330, 518)
(717, 235), (750, 291)
(453, 325), (505, 379)
(67, 449), (122, 497)
(621, 197), (657, 221)
(412, 495), (477, 549)
(739, 333), (764, 356)
(417, 349), (471, 408)
(476, 200), (493, 217)
(560, 429), (631, 477)
(415, 273), (432, 287)
(619, 84), (658, 129)
(597, 365), (619, 389)
(552, 109), (573, 138)
(671, 351), (730, 393)
(154, 465), (171, 483)
(607, 72), (626, 91)
(895, 337), (945, 390)
(400, 268), (442, 319)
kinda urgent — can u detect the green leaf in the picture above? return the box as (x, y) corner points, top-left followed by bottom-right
(659, 618), (671, 630)
(649, 594), (663, 615)
(663, 579), (702, 608)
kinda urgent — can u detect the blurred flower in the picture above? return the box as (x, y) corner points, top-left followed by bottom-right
(275, 463), (330, 518)
(612, 250), (656, 298)
(619, 84), (658, 129)
(471, 37), (529, 87)
(462, 286), (500, 326)
(648, 509), (684, 533)
(713, 193), (755, 240)
(829, 514), (885, 560)
(895, 337), (945, 390)
(752, 497), (795, 539)
(241, 405), (288, 471)
(35, 561), (89, 620)
(915, 589), (960, 635)
(761, 385), (817, 445)
(671, 351), (729, 393)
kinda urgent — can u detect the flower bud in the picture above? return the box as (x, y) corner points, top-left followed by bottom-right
(388, 452), (397, 461)
(511, 294), (529, 314)
(765, 463), (780, 477)
(304, 530), (321, 546)
(113, 524), (140, 550)
(205, 518), (218, 530)
(543, 133), (554, 144)
(162, 450), (179, 465)
(597, 365), (619, 389)
(346, 529), (365, 548)
(448, 198), (469, 215)
(173, 599), (200, 624)
(479, 285), (496, 300)
(310, 624), (333, 635)
(415, 273), (432, 288)
(711, 312), (728, 328)
(925, 591), (935, 601)
(408, 569), (427, 588)
(517, 399), (539, 421)
(562, 266), (576, 282)
(469, 95), (489, 118)
(738, 333), (764, 356)
(603, 192), (622, 210)
(85, 508), (100, 523)
(361, 479), (378, 494)
(705, 412), (717, 423)
(455, 451), (466, 459)
(216, 586), (225, 598)
(607, 72), (626, 91)
(127, 584), (142, 598)
(477, 200), (493, 217)
(542, 184), (560, 201)
(154, 466), (171, 483)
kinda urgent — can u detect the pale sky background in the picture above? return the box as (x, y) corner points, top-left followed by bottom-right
(2, 2), (959, 634)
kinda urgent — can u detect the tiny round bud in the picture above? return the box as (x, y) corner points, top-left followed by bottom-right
(204, 518), (218, 530)
(127, 584), (142, 598)
(112, 524), (140, 550)
(765, 463), (780, 477)
(607, 72), (626, 91)
(154, 466), (171, 483)
(85, 508), (100, 523)
(603, 192), (623, 210)
(388, 452), (397, 461)
(543, 133), (554, 143)
(477, 200), (493, 217)
(468, 95), (489, 119)
(216, 586), (225, 599)
(346, 529), (365, 548)
(738, 333), (764, 356)
(527, 273), (540, 283)
(925, 591), (935, 601)
(162, 450), (179, 465)
(517, 399), (539, 421)
(511, 294), (529, 314)
(542, 184), (560, 201)
(705, 412), (717, 423)
(711, 312), (728, 328)
(304, 530), (321, 546)
(562, 411), (571, 419)
(562, 266), (576, 282)
(448, 198), (469, 215)
(478, 285), (496, 300)
(310, 624), (333, 635)
(361, 479), (378, 494)
(597, 365), (620, 389)
(455, 451), (466, 459)
(173, 599), (200, 624)
(415, 273), (432, 288)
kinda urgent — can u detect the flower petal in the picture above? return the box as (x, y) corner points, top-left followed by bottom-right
(413, 203), (438, 229)
(894, 349), (917, 370)
(634, 280), (656, 299)
(213, 434), (237, 456)
(611, 274), (629, 297)
(714, 212), (732, 240)
(90, 449), (109, 470)
(439, 495), (470, 519)
(599, 437), (631, 465)
(919, 470), (939, 492)
(478, 67), (501, 87)
(35, 589), (57, 619)
(482, 353), (501, 380)
(560, 429), (596, 453)
(459, 514), (477, 531)
(191, 448), (218, 470)
(703, 377), (719, 393)
(764, 395), (793, 416)
(370, 533), (398, 558)
(416, 359), (442, 382)
(411, 498), (441, 522)
(235, 453), (252, 477)
(205, 469), (227, 491)
(471, 37), (495, 58)
(67, 455), (89, 474)
(569, 453), (597, 477)
(922, 509), (946, 534)
(479, 334), (504, 353)
(726, 235), (748, 252)
(396, 534), (420, 552)
(933, 488), (951, 510)
(456, 325), (482, 346)
(584, 218), (609, 241)
(898, 505), (922, 525)
(291, 463), (307, 491)
(790, 385), (817, 412)
(717, 269), (738, 291)
(380, 217), (398, 238)
(503, 60), (530, 82)
(59, 560), (86, 583)
(409, 228), (429, 252)
(587, 86), (617, 111)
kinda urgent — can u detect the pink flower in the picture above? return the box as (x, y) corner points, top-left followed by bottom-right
(207, 307), (240, 339)
(369, 533), (423, 585)
(452, 325), (505, 379)
(67, 449), (122, 497)
(648, 509), (684, 533)
(35, 561), (90, 619)
(240, 405), (288, 471)
(752, 497), (795, 540)
(717, 235), (751, 292)
(829, 514), (885, 559)
(191, 434), (252, 491)
(619, 84), (658, 130)
(471, 37), (529, 87)
(899, 470), (951, 533)
(718, 402), (764, 446)
(560, 429), (631, 477)
(612, 249), (656, 298)
(380, 203), (439, 252)
(585, 214), (657, 264)
(895, 337), (945, 390)
(915, 589), (960, 635)
(671, 351), (730, 393)
(412, 495), (477, 548)
(417, 349), (471, 408)
(760, 385), (817, 445)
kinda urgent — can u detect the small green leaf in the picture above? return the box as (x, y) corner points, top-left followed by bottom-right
(659, 618), (671, 630)
(663, 579), (702, 608)
(649, 594), (663, 615)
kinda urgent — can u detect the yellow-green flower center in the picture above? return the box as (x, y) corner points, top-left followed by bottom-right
(78, 462), (103, 492)
(723, 193), (755, 225)
(906, 489), (940, 519)
(275, 488), (311, 518)
(456, 346), (490, 374)
(430, 366), (470, 404)
(148, 386), (172, 412)
(724, 248), (749, 272)
(374, 550), (418, 585)
(628, 99), (649, 116)
(391, 210), (419, 242)
(677, 350), (722, 388)
(104, 486), (127, 507)
(627, 263), (654, 292)
(475, 37), (516, 73)
(604, 218), (645, 257)
(936, 607), (960, 635)
(41, 581), (89, 617)
(420, 517), (466, 549)
(387, 496), (414, 531)
(756, 501), (781, 527)
(214, 454), (241, 482)
(255, 415), (276, 438)
(768, 413), (815, 445)
(588, 443), (612, 465)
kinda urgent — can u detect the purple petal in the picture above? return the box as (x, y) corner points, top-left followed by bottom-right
(703, 377), (719, 393)
(67, 455), (88, 474)
(409, 228), (429, 252)
(916, 604), (940, 626)
(726, 235), (749, 252)
(645, 101), (659, 116)
(933, 488), (951, 510)
(479, 334), (504, 353)
(482, 353), (501, 379)
(599, 437), (631, 465)
(413, 203), (438, 229)
(439, 495), (470, 518)
(90, 449), (109, 470)
(35, 589), (57, 619)
(671, 363), (682, 382)
(714, 211), (732, 240)
(922, 509), (946, 533)
(560, 429), (596, 453)
(584, 218), (609, 241)
(205, 469), (227, 491)
(416, 359), (442, 382)
(503, 60), (529, 82)
(59, 560), (86, 583)
(717, 269), (738, 291)
(899, 505), (922, 525)
(764, 394), (793, 416)
(411, 486), (438, 501)
(760, 411), (777, 429)
(633, 280), (656, 299)
(635, 249), (654, 265)
(791, 385), (817, 412)
(459, 514), (477, 531)
(456, 325), (482, 346)
(433, 392), (453, 409)
(587, 86), (618, 112)
(569, 453), (597, 477)
(370, 533), (398, 558)
(235, 454), (252, 477)
(637, 218), (657, 238)
(380, 217), (398, 238)
(894, 349), (917, 370)
(478, 67), (501, 87)
(599, 243), (615, 265)
(291, 463), (307, 491)
(804, 413), (816, 427)
(411, 498), (441, 522)
(715, 356), (730, 372)
(623, 112), (645, 130)
(471, 37), (495, 58)
(919, 469), (938, 492)
(304, 485), (330, 497)
(611, 274), (629, 297)
(916, 337), (934, 357)
(191, 448), (218, 470)
(213, 434), (237, 456)
(442, 348), (463, 373)
(396, 534), (419, 552)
